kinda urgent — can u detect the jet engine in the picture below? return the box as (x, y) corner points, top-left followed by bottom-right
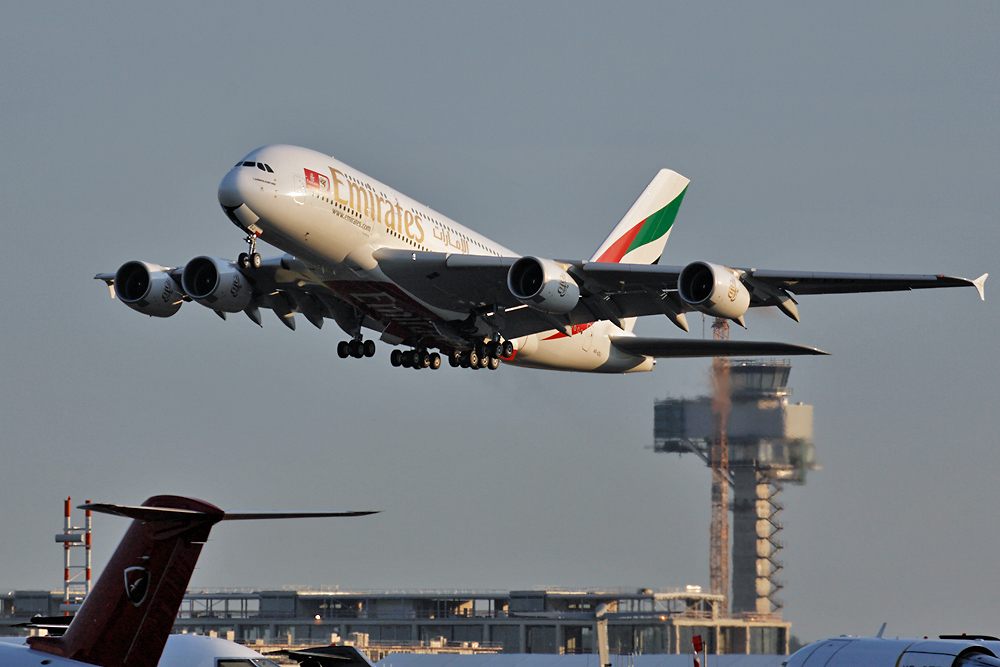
(677, 261), (750, 320)
(507, 256), (580, 314)
(113, 261), (183, 317)
(181, 256), (253, 313)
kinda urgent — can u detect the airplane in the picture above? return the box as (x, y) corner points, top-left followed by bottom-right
(787, 631), (1000, 667)
(96, 145), (987, 373)
(0, 496), (376, 667)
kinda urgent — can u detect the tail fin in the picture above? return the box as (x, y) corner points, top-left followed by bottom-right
(28, 496), (224, 667)
(28, 497), (377, 667)
(589, 169), (690, 265)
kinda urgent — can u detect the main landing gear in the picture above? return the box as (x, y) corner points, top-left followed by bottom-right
(445, 340), (512, 371)
(390, 348), (442, 370)
(237, 233), (263, 270)
(337, 338), (376, 359)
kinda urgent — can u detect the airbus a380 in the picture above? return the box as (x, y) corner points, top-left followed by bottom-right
(98, 145), (986, 372)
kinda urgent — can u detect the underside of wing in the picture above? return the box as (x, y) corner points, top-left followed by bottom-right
(744, 269), (987, 298)
(610, 336), (828, 358)
(373, 248), (520, 310)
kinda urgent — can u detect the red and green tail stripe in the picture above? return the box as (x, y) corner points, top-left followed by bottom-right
(595, 185), (687, 263)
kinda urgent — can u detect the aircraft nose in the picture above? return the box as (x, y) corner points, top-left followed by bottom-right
(217, 167), (244, 208)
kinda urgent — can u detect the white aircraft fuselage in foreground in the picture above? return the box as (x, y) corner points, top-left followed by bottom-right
(787, 635), (1000, 667)
(99, 145), (986, 372)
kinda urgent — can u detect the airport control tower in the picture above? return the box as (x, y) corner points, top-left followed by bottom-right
(653, 360), (816, 615)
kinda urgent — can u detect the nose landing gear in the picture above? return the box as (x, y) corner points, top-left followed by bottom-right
(237, 233), (262, 270)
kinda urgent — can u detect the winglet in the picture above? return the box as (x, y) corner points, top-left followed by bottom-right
(973, 273), (987, 301)
(876, 622), (887, 639)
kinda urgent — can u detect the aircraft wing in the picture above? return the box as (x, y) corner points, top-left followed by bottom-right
(374, 249), (986, 338)
(609, 336), (828, 358)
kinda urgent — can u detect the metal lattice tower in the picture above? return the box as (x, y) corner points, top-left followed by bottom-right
(709, 318), (731, 611)
(55, 497), (92, 614)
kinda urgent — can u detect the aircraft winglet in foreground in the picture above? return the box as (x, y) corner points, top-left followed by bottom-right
(0, 497), (375, 667)
(97, 145), (986, 373)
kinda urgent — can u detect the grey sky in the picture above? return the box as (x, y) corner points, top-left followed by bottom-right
(1, 1), (997, 643)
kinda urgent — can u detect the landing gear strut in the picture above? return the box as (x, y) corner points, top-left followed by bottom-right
(238, 233), (262, 270)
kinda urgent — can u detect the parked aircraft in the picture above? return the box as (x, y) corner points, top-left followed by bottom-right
(787, 633), (1000, 667)
(0, 496), (375, 667)
(97, 145), (986, 372)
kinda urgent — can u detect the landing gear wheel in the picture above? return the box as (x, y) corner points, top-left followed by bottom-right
(238, 253), (250, 269)
(401, 351), (413, 368)
(349, 339), (363, 358)
(390, 349), (402, 367)
(429, 352), (442, 370)
(479, 354), (490, 369)
(363, 340), (376, 357)
(468, 349), (479, 368)
(251, 252), (262, 269)
(488, 356), (501, 370)
(419, 350), (431, 368)
(485, 341), (499, 358)
(337, 341), (350, 358)
(459, 353), (470, 369)
(501, 340), (514, 357)
(449, 351), (461, 367)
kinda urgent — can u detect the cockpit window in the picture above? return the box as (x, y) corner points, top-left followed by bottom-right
(218, 660), (253, 667)
(239, 161), (274, 173)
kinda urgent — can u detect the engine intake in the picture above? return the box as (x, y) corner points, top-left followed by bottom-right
(114, 261), (183, 317)
(678, 261), (751, 320)
(508, 257), (580, 314)
(181, 256), (253, 313)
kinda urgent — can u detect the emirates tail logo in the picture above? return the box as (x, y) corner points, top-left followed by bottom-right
(124, 566), (150, 607)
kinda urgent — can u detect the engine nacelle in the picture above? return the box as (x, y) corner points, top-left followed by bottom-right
(507, 256), (580, 314)
(114, 261), (183, 317)
(678, 261), (750, 320)
(181, 256), (253, 313)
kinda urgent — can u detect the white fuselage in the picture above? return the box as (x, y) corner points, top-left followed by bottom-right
(0, 634), (269, 667)
(217, 145), (651, 373)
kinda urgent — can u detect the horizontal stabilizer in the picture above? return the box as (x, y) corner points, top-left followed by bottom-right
(84, 503), (378, 522)
(610, 336), (828, 358)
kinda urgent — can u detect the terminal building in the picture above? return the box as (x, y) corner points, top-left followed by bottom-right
(1, 587), (789, 656)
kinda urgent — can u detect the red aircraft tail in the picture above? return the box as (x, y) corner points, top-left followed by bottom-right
(27, 496), (376, 667)
(28, 496), (225, 667)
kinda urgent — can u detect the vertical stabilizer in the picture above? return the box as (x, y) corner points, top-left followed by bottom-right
(590, 169), (689, 265)
(28, 496), (225, 667)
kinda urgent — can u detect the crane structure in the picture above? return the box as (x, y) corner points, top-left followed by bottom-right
(709, 318), (731, 611)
